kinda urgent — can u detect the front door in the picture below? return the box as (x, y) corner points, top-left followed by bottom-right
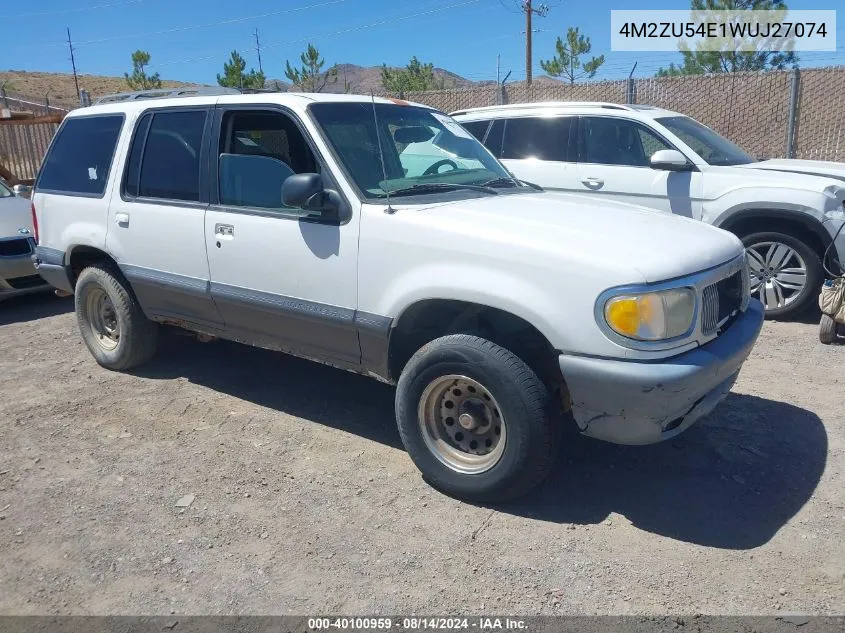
(204, 106), (360, 365)
(575, 115), (703, 219)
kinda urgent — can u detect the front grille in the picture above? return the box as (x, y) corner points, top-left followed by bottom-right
(701, 268), (746, 335)
(0, 238), (34, 257)
(7, 275), (45, 290)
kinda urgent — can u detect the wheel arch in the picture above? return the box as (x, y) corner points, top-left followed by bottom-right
(67, 245), (120, 287)
(386, 298), (567, 407)
(715, 208), (831, 261)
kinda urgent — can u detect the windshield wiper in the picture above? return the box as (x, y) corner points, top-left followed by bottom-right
(479, 177), (542, 191)
(378, 182), (499, 197)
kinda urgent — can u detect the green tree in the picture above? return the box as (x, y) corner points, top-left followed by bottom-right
(284, 44), (337, 92)
(540, 27), (605, 84)
(217, 51), (265, 90)
(124, 50), (162, 90)
(380, 56), (446, 95)
(656, 0), (798, 76)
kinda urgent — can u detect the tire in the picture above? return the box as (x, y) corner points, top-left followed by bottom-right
(395, 334), (559, 502)
(819, 314), (838, 344)
(75, 264), (158, 371)
(742, 231), (822, 320)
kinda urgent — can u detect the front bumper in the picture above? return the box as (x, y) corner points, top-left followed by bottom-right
(558, 299), (764, 445)
(0, 240), (51, 300)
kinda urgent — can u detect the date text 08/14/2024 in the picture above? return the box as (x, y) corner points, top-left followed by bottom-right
(307, 617), (528, 630)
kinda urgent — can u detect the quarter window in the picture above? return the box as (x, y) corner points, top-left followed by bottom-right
(501, 116), (575, 162)
(37, 115), (123, 196)
(135, 110), (206, 202)
(581, 117), (672, 167)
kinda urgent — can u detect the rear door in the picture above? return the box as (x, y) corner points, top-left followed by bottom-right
(489, 115), (580, 191)
(105, 107), (223, 330)
(575, 115), (703, 218)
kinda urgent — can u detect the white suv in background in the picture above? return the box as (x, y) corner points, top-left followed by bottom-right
(452, 102), (845, 319)
(31, 90), (763, 501)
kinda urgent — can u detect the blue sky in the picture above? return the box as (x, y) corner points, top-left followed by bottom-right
(4, 0), (843, 84)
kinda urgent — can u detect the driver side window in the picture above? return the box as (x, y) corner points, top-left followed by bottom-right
(217, 110), (319, 213)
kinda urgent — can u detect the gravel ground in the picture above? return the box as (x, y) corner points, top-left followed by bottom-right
(0, 294), (843, 616)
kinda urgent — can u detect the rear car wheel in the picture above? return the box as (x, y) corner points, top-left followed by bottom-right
(75, 265), (158, 370)
(742, 231), (822, 319)
(395, 334), (559, 502)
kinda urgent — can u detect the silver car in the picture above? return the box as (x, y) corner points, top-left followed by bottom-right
(0, 180), (50, 300)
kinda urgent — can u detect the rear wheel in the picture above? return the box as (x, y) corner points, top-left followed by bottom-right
(395, 334), (559, 502)
(75, 265), (158, 370)
(742, 231), (822, 319)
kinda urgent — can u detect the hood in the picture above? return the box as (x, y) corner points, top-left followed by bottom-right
(0, 195), (34, 238)
(735, 159), (845, 184)
(408, 192), (743, 283)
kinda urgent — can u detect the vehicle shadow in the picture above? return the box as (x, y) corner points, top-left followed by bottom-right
(136, 332), (403, 450)
(0, 293), (73, 326)
(137, 334), (826, 550)
(506, 393), (827, 549)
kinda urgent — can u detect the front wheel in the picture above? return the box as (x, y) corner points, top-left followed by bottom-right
(395, 334), (559, 502)
(742, 231), (822, 320)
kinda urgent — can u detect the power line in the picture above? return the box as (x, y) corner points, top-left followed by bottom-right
(71, 0), (349, 48)
(10, 0), (143, 19)
(148, 0), (483, 69)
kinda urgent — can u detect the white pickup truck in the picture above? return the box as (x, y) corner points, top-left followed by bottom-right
(31, 90), (763, 500)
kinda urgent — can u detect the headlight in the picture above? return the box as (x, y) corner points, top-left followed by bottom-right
(604, 288), (696, 341)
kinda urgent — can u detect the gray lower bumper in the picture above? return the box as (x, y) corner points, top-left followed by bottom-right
(0, 248), (50, 299)
(559, 299), (765, 445)
(31, 246), (74, 294)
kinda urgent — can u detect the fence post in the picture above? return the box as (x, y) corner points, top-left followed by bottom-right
(0, 87), (7, 109)
(785, 67), (800, 158)
(626, 77), (636, 104)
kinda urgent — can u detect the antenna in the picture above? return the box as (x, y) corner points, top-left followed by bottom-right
(371, 91), (394, 214)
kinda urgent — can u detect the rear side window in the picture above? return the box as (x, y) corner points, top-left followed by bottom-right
(126, 109), (206, 202)
(37, 115), (123, 196)
(460, 120), (490, 141)
(501, 116), (575, 162)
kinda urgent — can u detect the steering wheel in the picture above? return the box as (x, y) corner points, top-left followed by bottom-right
(423, 159), (459, 176)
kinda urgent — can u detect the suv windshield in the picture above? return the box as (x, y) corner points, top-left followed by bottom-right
(310, 102), (518, 199)
(0, 180), (12, 198)
(656, 115), (754, 166)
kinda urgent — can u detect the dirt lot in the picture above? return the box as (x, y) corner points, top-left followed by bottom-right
(1, 294), (843, 616)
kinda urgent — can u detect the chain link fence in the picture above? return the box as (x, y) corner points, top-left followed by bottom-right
(395, 66), (845, 162)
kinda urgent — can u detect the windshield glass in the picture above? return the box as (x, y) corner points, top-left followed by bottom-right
(0, 180), (12, 198)
(309, 102), (513, 198)
(656, 116), (754, 166)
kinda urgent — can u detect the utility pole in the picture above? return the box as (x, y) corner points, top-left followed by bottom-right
(67, 27), (80, 102)
(254, 28), (263, 74)
(521, 1), (548, 85)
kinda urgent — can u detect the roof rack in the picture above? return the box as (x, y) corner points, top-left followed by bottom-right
(95, 87), (241, 105)
(450, 101), (636, 116)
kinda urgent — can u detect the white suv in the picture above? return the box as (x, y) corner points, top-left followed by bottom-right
(452, 102), (845, 319)
(31, 89), (763, 501)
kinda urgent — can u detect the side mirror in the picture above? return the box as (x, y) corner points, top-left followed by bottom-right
(13, 184), (32, 198)
(650, 149), (691, 172)
(282, 173), (344, 223)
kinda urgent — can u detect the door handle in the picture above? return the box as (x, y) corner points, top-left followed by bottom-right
(115, 212), (130, 226)
(215, 223), (234, 237)
(582, 177), (604, 189)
